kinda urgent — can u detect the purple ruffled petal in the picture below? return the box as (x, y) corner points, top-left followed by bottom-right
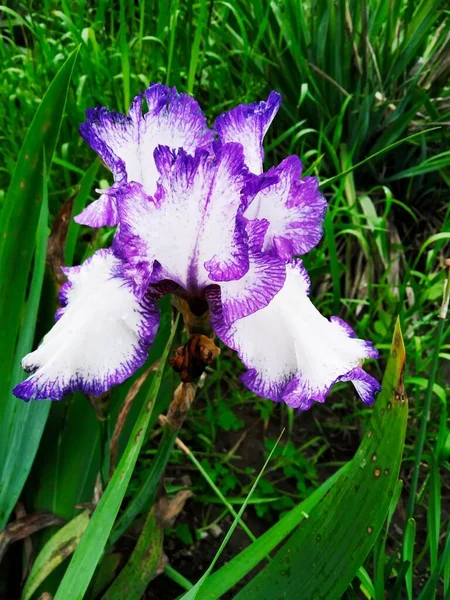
(338, 366), (381, 407)
(13, 249), (159, 401)
(244, 155), (327, 259)
(214, 91), (281, 174)
(207, 219), (286, 336)
(74, 191), (118, 227)
(78, 83), (215, 227)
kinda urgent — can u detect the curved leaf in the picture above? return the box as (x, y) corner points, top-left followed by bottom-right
(22, 510), (90, 600)
(235, 318), (408, 600)
(53, 316), (178, 600)
(0, 47), (79, 528)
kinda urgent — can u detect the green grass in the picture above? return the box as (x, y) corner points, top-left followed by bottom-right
(0, 1), (449, 599)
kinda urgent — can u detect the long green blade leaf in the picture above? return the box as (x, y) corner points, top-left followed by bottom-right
(0, 47), (79, 527)
(54, 316), (178, 600)
(0, 166), (50, 527)
(199, 464), (348, 600)
(0, 46), (79, 407)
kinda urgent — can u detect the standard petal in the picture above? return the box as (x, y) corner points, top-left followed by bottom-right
(214, 91), (281, 174)
(220, 261), (380, 411)
(244, 156), (327, 259)
(13, 250), (159, 401)
(207, 219), (286, 332)
(115, 144), (250, 294)
(74, 191), (118, 227)
(78, 84), (214, 227)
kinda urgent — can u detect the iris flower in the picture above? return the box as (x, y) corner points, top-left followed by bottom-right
(14, 84), (380, 411)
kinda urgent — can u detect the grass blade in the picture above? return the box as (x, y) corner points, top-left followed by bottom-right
(402, 518), (416, 600)
(179, 430), (285, 600)
(428, 454), (441, 574)
(54, 316), (178, 600)
(418, 524), (450, 600)
(406, 270), (449, 519)
(320, 127), (440, 189)
(187, 0), (208, 94)
(199, 464), (348, 600)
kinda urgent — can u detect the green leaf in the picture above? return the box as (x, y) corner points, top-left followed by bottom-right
(198, 465), (348, 600)
(417, 524), (450, 600)
(235, 318), (408, 600)
(101, 506), (163, 600)
(319, 127), (440, 190)
(428, 454), (441, 574)
(402, 518), (416, 600)
(29, 300), (173, 525)
(179, 431), (285, 600)
(22, 510), (90, 600)
(386, 150), (450, 181)
(0, 167), (50, 527)
(187, 0), (208, 94)
(375, 479), (403, 599)
(109, 424), (178, 546)
(54, 316), (178, 600)
(0, 47), (79, 528)
(29, 393), (101, 522)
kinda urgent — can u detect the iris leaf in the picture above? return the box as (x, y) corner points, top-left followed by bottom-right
(53, 315), (178, 600)
(0, 47), (79, 528)
(198, 464), (348, 600)
(234, 318), (408, 600)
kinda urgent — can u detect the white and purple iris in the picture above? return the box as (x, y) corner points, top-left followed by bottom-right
(14, 84), (381, 411)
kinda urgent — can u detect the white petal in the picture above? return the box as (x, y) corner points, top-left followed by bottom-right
(14, 250), (159, 400)
(214, 92), (281, 173)
(222, 262), (380, 410)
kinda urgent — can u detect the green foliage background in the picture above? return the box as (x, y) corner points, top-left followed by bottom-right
(0, 0), (449, 598)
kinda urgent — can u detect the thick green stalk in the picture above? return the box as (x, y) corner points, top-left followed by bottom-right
(164, 565), (193, 591)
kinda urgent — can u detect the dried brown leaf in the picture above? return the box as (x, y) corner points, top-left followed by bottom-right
(46, 196), (74, 285)
(0, 512), (64, 563)
(156, 490), (194, 529)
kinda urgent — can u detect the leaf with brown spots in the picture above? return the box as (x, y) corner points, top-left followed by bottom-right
(0, 512), (64, 564)
(22, 510), (90, 600)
